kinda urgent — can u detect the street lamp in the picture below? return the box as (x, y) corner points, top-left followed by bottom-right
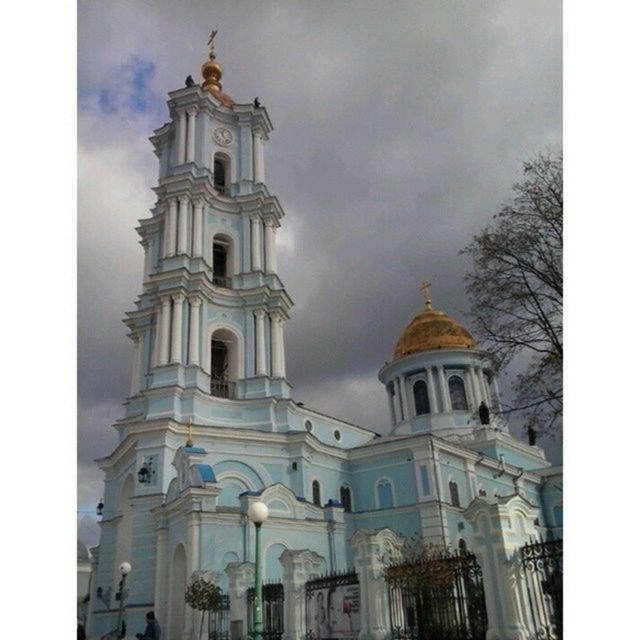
(115, 561), (131, 639)
(248, 501), (269, 640)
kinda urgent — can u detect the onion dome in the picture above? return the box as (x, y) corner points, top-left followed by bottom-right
(393, 281), (476, 360)
(201, 29), (235, 108)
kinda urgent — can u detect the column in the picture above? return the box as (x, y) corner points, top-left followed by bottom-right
(438, 365), (451, 411)
(386, 386), (397, 425)
(491, 375), (503, 411)
(479, 368), (491, 404)
(270, 313), (284, 377)
(164, 198), (178, 257)
(465, 368), (478, 409)
(142, 240), (152, 282)
(159, 296), (172, 365)
(188, 297), (201, 366)
(154, 525), (169, 635)
(425, 367), (438, 413)
(463, 495), (540, 640)
(192, 198), (204, 257)
(399, 375), (411, 419)
(351, 529), (403, 640)
(392, 378), (403, 421)
(473, 366), (485, 406)
(186, 108), (197, 163)
(177, 195), (190, 255)
(264, 219), (277, 273)
(250, 215), (262, 271)
(177, 110), (187, 164)
(129, 333), (142, 396)
(279, 550), (324, 640)
(225, 562), (255, 640)
(253, 131), (265, 183)
(185, 511), (201, 638)
(151, 305), (161, 367)
(171, 293), (185, 364)
(255, 309), (267, 375)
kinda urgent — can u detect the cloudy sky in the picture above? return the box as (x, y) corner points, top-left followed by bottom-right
(77, 0), (562, 547)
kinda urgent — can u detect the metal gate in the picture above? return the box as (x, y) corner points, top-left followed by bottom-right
(305, 569), (360, 640)
(521, 538), (563, 640)
(247, 582), (284, 640)
(387, 551), (487, 640)
(209, 594), (230, 640)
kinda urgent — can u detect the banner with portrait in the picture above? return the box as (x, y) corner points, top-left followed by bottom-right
(306, 582), (361, 639)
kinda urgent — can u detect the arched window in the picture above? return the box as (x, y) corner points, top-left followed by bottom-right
(448, 375), (468, 410)
(458, 538), (468, 555)
(213, 154), (230, 194)
(449, 480), (461, 507)
(209, 329), (238, 399)
(413, 380), (430, 415)
(312, 480), (321, 507)
(304, 420), (313, 433)
(340, 485), (352, 513)
(377, 480), (394, 509)
(212, 234), (232, 287)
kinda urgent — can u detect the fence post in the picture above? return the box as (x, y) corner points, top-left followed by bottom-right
(463, 495), (538, 640)
(225, 562), (254, 640)
(350, 528), (403, 640)
(279, 549), (324, 640)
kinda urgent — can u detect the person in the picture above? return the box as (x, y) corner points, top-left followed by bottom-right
(478, 401), (490, 425)
(314, 591), (327, 639)
(527, 425), (537, 446)
(136, 611), (161, 640)
(77, 620), (87, 640)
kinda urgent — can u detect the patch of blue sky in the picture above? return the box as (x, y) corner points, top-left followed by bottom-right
(81, 55), (164, 119)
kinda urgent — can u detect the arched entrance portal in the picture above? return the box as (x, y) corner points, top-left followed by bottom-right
(169, 544), (187, 640)
(209, 328), (240, 399)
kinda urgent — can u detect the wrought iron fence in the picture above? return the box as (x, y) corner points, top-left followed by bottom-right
(247, 582), (284, 640)
(209, 594), (230, 640)
(305, 569), (360, 640)
(521, 537), (563, 640)
(386, 551), (487, 640)
(211, 380), (236, 399)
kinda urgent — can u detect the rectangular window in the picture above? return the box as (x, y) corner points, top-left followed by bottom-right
(420, 465), (430, 495)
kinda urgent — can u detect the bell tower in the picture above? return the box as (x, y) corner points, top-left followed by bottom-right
(123, 32), (293, 427)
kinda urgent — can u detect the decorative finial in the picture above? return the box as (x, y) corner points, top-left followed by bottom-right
(420, 279), (432, 310)
(186, 419), (194, 447)
(207, 29), (218, 56)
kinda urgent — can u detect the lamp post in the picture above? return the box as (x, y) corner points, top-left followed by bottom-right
(248, 501), (269, 640)
(115, 561), (131, 639)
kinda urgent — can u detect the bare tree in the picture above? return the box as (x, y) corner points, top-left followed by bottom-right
(461, 154), (562, 436)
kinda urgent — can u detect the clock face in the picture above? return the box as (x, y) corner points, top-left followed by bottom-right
(214, 127), (233, 146)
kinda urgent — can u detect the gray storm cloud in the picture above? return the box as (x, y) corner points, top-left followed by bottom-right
(78, 0), (562, 546)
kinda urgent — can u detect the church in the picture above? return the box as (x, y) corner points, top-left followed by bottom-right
(85, 35), (563, 640)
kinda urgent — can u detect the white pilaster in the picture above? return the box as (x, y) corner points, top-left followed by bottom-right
(399, 375), (410, 419)
(225, 562), (254, 639)
(165, 198), (178, 257)
(171, 293), (185, 363)
(129, 333), (142, 396)
(186, 108), (197, 163)
(279, 550), (324, 640)
(465, 368), (478, 409)
(250, 215), (262, 271)
(255, 309), (267, 375)
(151, 304), (161, 367)
(159, 296), (172, 365)
(264, 219), (277, 273)
(177, 110), (187, 164)
(177, 195), (190, 255)
(192, 198), (204, 257)
(188, 297), (201, 366)
(154, 525), (169, 635)
(386, 386), (397, 425)
(253, 131), (265, 183)
(478, 367), (491, 404)
(142, 240), (152, 282)
(438, 365), (451, 411)
(425, 367), (438, 414)
(270, 313), (285, 378)
(392, 378), (403, 421)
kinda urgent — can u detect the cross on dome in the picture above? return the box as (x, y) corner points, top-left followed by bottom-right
(420, 279), (433, 310)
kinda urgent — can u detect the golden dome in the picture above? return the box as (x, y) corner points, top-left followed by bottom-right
(201, 29), (235, 108)
(392, 282), (476, 360)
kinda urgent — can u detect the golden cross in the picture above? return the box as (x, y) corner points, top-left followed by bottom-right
(186, 419), (194, 447)
(420, 279), (432, 309)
